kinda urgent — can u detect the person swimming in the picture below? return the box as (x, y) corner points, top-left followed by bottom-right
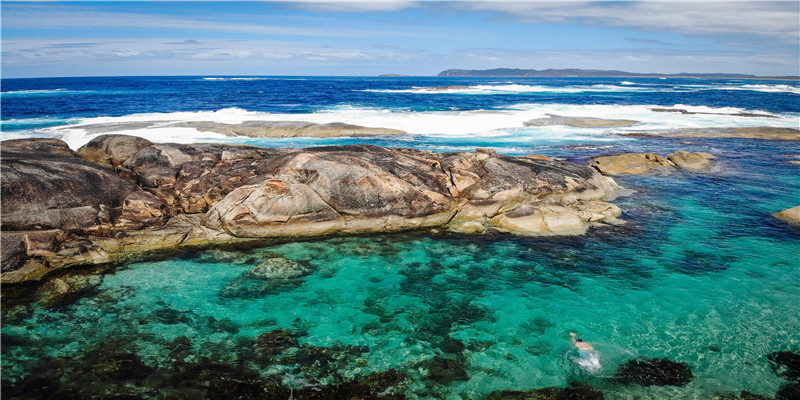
(570, 332), (601, 373)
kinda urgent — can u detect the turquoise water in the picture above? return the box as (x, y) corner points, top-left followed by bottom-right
(2, 76), (799, 397)
(3, 137), (798, 399)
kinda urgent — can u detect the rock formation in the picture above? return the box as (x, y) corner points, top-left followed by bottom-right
(1, 135), (622, 285)
(525, 114), (639, 128)
(589, 151), (716, 175)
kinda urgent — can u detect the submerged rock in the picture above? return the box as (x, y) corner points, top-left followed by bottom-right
(254, 328), (300, 356)
(245, 257), (312, 280)
(613, 357), (693, 386)
(487, 383), (604, 400)
(424, 355), (469, 385)
(768, 351), (800, 382)
(777, 383), (800, 400)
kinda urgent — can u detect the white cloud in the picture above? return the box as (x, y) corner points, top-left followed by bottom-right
(460, 1), (799, 41)
(1, 37), (421, 66)
(0, 4), (418, 38)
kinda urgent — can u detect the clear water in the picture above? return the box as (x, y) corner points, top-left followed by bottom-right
(1, 76), (799, 398)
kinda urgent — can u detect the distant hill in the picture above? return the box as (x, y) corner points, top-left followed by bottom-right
(437, 68), (772, 79)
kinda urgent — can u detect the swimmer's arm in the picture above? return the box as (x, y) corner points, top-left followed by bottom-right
(570, 332), (577, 345)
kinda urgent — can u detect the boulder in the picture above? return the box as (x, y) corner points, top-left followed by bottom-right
(1, 139), (139, 231)
(774, 206), (800, 224)
(667, 150), (715, 170)
(614, 357), (693, 386)
(77, 134), (153, 167)
(589, 153), (674, 175)
(116, 190), (167, 229)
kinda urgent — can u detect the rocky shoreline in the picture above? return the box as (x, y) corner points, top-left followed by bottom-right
(1, 135), (623, 286)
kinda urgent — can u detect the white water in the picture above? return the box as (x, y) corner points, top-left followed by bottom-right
(14, 103), (798, 149)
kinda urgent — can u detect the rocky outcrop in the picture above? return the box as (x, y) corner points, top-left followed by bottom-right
(667, 150), (716, 170)
(624, 127), (799, 141)
(589, 153), (674, 175)
(590, 150), (716, 175)
(183, 120), (406, 138)
(1, 136), (622, 285)
(525, 114), (639, 128)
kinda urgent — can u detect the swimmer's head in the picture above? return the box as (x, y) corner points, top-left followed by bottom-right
(576, 339), (583, 342)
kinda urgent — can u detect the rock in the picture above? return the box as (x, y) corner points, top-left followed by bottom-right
(589, 153), (674, 175)
(774, 206), (800, 224)
(623, 127), (799, 141)
(294, 370), (407, 399)
(34, 270), (104, 310)
(77, 134), (154, 167)
(1, 139), (140, 231)
(777, 383), (800, 400)
(713, 391), (772, 400)
(613, 357), (693, 386)
(415, 85), (471, 91)
(185, 120), (406, 138)
(117, 190), (167, 229)
(667, 150), (715, 170)
(253, 329), (299, 356)
(521, 153), (552, 160)
(768, 351), (800, 381)
(424, 355), (469, 385)
(525, 114), (639, 128)
(245, 257), (311, 280)
(487, 383), (604, 400)
(1, 137), (624, 286)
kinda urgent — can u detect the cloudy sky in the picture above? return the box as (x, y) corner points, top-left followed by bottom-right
(2, 1), (798, 78)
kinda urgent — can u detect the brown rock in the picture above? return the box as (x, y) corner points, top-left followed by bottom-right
(117, 191), (167, 229)
(77, 134), (153, 167)
(589, 153), (674, 175)
(667, 150), (715, 170)
(525, 114), (639, 128)
(774, 206), (800, 224)
(1, 139), (140, 231)
(185, 120), (406, 138)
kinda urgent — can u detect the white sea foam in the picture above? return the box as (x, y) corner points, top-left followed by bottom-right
(360, 84), (647, 95)
(32, 104), (798, 149)
(202, 77), (276, 81)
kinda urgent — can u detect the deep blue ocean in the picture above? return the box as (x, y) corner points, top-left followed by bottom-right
(1, 76), (799, 399)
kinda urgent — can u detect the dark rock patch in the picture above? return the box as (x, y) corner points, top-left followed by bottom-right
(613, 357), (693, 386)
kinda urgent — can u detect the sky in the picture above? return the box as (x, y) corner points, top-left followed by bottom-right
(2, 1), (799, 78)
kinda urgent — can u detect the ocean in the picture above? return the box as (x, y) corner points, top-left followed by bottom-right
(1, 76), (799, 399)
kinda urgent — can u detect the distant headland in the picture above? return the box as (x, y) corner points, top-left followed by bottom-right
(436, 68), (798, 80)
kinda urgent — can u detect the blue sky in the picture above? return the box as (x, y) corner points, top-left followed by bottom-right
(2, 1), (798, 78)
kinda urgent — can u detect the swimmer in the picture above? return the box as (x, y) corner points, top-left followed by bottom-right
(570, 332), (602, 373)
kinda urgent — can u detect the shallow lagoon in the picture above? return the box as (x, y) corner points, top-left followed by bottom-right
(2, 135), (798, 399)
